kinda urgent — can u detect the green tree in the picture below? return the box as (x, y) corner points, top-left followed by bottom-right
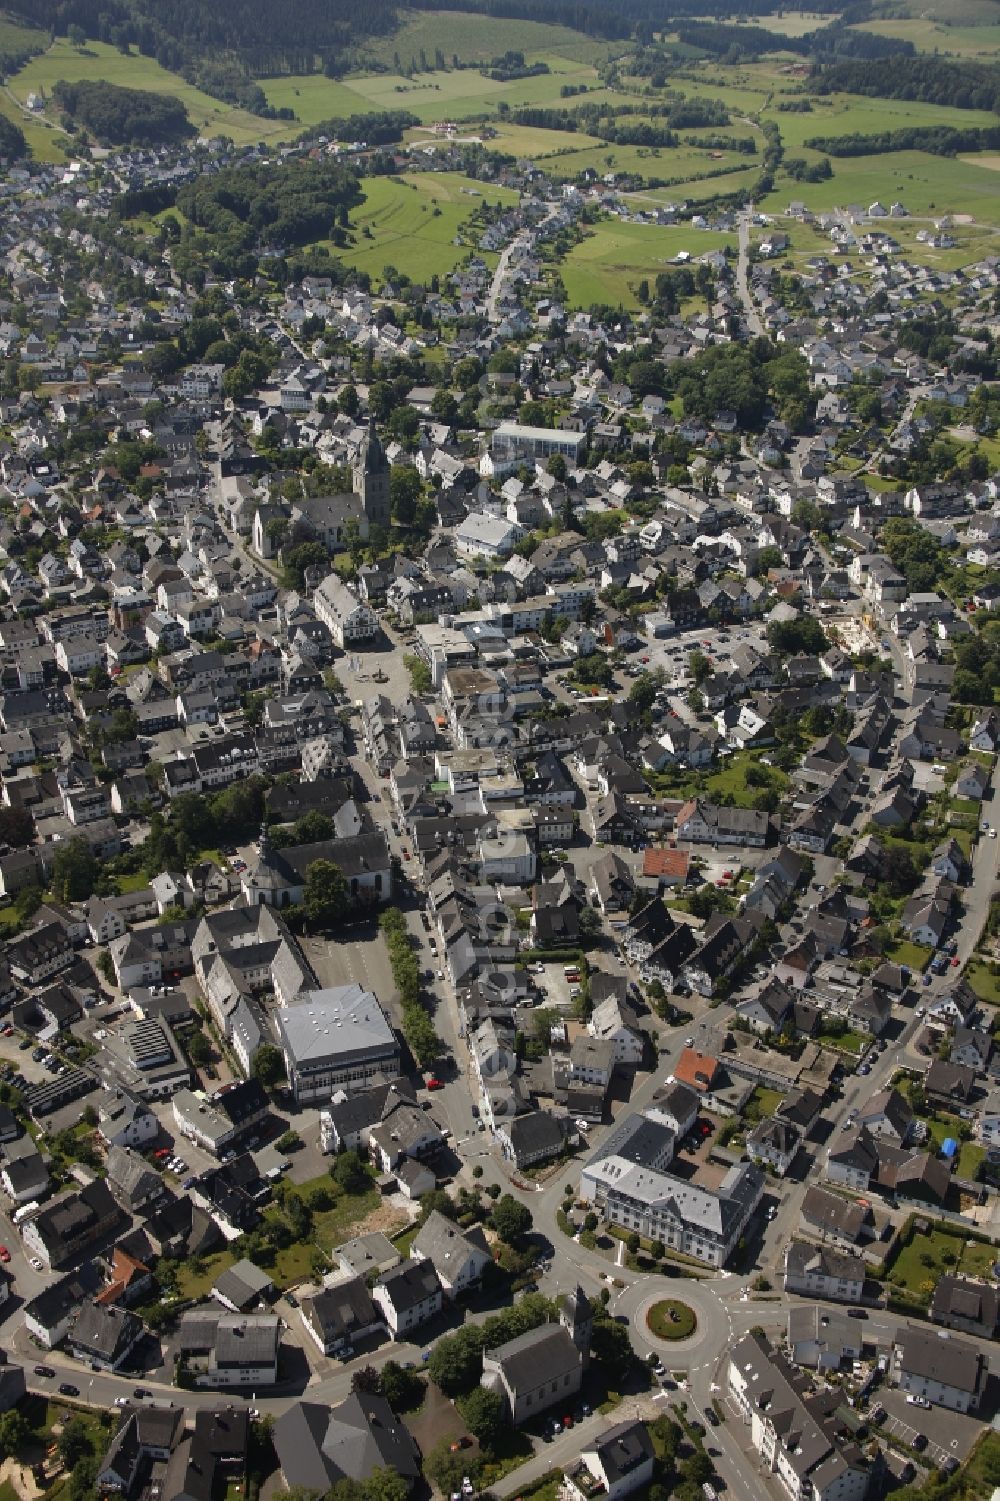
(590, 1317), (634, 1385)
(251, 1043), (286, 1089)
(379, 1360), (424, 1411)
(0, 1409), (27, 1459)
(403, 654), (432, 695)
(58, 1419), (94, 1469)
(390, 465), (422, 526)
(303, 858), (350, 928)
(460, 1387), (507, 1449)
(628, 669), (664, 716)
(427, 1324), (485, 1396)
(363, 1471), (411, 1501)
(490, 1193), (532, 1245)
(688, 651), (712, 686)
(292, 810), (335, 844)
(187, 1031), (212, 1066)
(51, 836), (99, 902)
(332, 1149), (370, 1194)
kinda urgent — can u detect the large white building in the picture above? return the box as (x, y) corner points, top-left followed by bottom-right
(313, 576), (378, 648)
(729, 1331), (870, 1501)
(480, 422), (585, 478)
(580, 1112), (763, 1268)
(275, 985), (401, 1104)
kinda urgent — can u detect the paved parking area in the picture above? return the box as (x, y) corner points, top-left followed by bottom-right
(299, 927), (396, 1007)
(876, 1389), (980, 1467)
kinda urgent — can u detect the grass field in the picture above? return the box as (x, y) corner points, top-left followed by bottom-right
(361, 9), (618, 67)
(333, 170), (515, 280)
(764, 149), (1000, 220)
(0, 16), (48, 53)
(310, 58), (613, 126)
(10, 39), (288, 145)
(406, 119), (606, 159)
(751, 10), (841, 35)
(853, 16), (1000, 53)
(560, 217), (735, 308)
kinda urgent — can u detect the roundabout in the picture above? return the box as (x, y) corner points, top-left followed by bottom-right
(646, 1298), (698, 1341)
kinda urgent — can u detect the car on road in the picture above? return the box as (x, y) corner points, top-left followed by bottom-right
(990, 830), (996, 839)
(182, 1177), (197, 1190)
(133, 1388), (150, 1399)
(847, 1308), (867, 1319)
(33, 1365), (54, 1378)
(29, 1257), (43, 1271)
(425, 1077), (444, 1090)
(58, 1384), (79, 1397)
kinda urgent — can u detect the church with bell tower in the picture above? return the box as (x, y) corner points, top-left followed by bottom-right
(353, 414), (391, 530)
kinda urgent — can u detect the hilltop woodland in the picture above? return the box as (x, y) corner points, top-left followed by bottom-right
(52, 79), (195, 146)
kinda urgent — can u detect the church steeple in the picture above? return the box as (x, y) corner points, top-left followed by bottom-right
(560, 1284), (593, 1368)
(353, 413), (390, 529)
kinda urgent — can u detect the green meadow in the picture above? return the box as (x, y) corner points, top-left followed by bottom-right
(10, 38), (288, 145)
(360, 9), (618, 67)
(559, 218), (736, 309)
(332, 171), (518, 279)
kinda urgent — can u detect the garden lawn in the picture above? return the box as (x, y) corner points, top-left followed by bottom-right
(178, 1180), (387, 1296)
(887, 939), (933, 972)
(889, 1225), (997, 1305)
(705, 750), (788, 808)
(966, 960), (1000, 1004)
(745, 1085), (784, 1122)
(958, 1141), (987, 1179)
(815, 1025), (868, 1055)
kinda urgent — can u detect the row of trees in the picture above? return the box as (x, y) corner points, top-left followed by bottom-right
(380, 907), (441, 1064)
(804, 123), (1000, 159)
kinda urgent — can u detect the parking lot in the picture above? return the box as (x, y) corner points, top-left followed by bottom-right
(299, 925), (397, 1006)
(875, 1387), (982, 1469)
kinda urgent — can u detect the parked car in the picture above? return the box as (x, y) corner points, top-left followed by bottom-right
(33, 1365), (54, 1378)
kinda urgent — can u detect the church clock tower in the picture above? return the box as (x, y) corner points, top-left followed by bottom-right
(354, 414), (391, 530)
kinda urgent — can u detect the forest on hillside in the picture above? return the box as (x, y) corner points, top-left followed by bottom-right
(9, 0), (845, 100)
(52, 78), (194, 145)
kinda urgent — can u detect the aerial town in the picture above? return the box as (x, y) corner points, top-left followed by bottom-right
(0, 43), (996, 1501)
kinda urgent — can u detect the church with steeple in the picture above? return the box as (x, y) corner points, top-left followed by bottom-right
(252, 415), (391, 559)
(353, 414), (391, 530)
